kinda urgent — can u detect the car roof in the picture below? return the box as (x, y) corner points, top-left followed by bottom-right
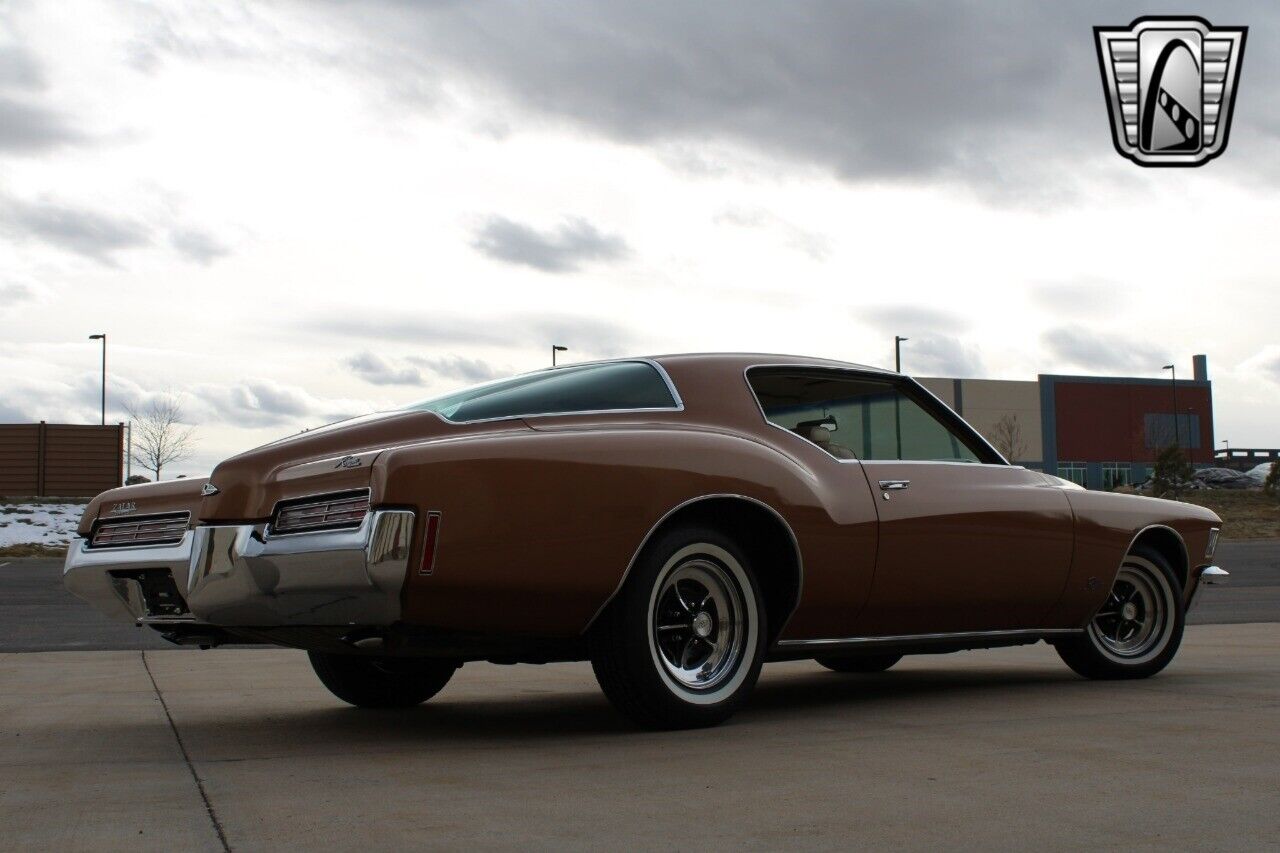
(647, 352), (891, 374)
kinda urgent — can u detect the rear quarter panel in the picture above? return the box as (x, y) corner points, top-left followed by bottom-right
(378, 423), (879, 638)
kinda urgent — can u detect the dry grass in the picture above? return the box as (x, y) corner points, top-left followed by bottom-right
(1173, 490), (1280, 540)
(0, 543), (69, 559)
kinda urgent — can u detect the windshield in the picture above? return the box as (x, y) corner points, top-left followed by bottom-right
(403, 360), (679, 423)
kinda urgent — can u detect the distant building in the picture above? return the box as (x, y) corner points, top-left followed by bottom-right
(918, 355), (1213, 490)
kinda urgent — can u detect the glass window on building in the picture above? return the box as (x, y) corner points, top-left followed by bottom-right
(1058, 462), (1087, 487)
(1102, 462), (1130, 491)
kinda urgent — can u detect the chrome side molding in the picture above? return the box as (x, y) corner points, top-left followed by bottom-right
(775, 627), (1083, 650)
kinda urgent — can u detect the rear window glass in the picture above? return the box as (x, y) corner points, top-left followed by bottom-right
(404, 361), (678, 422)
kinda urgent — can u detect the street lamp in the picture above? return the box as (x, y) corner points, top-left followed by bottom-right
(89, 334), (106, 425)
(551, 345), (567, 367)
(1162, 364), (1179, 448)
(894, 336), (909, 373)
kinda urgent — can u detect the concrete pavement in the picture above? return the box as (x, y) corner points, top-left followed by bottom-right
(2, 623), (1278, 850)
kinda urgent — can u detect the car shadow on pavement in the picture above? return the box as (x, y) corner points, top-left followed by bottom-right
(126, 664), (1107, 753)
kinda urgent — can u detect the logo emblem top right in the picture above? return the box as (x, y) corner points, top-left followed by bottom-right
(1095, 17), (1247, 167)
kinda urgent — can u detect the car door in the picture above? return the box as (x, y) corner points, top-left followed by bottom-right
(847, 376), (1075, 635)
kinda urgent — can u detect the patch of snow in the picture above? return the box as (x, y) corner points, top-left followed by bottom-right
(1246, 462), (1275, 486)
(0, 503), (85, 547)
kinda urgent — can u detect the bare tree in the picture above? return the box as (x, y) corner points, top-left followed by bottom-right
(991, 413), (1027, 463)
(126, 393), (196, 481)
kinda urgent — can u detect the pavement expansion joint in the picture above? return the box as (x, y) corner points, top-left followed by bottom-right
(141, 650), (232, 853)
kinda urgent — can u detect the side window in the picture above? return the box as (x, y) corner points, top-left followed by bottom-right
(747, 369), (987, 463)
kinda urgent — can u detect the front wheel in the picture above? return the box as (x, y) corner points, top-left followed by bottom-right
(1053, 545), (1185, 680)
(590, 525), (766, 729)
(308, 652), (459, 708)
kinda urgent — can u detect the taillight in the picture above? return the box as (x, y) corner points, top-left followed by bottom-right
(92, 512), (190, 548)
(271, 490), (370, 534)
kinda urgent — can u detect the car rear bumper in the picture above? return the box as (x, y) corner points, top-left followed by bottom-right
(63, 510), (416, 628)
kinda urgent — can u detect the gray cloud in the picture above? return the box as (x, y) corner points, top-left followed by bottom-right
(408, 354), (503, 383)
(0, 397), (29, 422)
(0, 96), (82, 153)
(1238, 346), (1280, 385)
(1030, 279), (1125, 315)
(304, 312), (637, 358)
(903, 335), (985, 377)
(715, 208), (829, 260)
(346, 350), (507, 387)
(190, 379), (370, 428)
(0, 282), (35, 304)
(313, 1), (1231, 192)
(169, 228), (230, 265)
(860, 305), (968, 334)
(0, 43), (46, 89)
(346, 351), (424, 386)
(471, 215), (629, 272)
(1042, 325), (1165, 373)
(0, 195), (150, 264)
(0, 43), (83, 154)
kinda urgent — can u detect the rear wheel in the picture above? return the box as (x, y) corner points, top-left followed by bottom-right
(308, 652), (459, 708)
(590, 525), (766, 729)
(1054, 545), (1184, 680)
(816, 653), (902, 673)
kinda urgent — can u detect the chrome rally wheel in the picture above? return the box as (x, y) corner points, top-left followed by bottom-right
(1087, 562), (1173, 664)
(648, 545), (755, 704)
(1055, 545), (1185, 680)
(591, 525), (765, 729)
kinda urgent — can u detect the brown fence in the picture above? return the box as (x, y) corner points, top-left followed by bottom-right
(0, 423), (124, 497)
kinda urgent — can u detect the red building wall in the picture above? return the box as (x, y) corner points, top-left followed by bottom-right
(1054, 381), (1213, 464)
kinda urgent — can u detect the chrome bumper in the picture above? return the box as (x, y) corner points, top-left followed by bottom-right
(1199, 566), (1229, 585)
(1187, 564), (1229, 612)
(63, 510), (416, 627)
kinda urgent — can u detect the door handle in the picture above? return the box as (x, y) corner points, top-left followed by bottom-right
(878, 479), (911, 491)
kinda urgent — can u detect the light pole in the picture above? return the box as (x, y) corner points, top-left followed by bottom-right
(1162, 364), (1178, 448)
(894, 336), (908, 373)
(89, 334), (106, 425)
(551, 345), (567, 367)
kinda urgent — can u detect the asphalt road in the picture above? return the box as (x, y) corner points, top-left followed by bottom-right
(2, 625), (1277, 849)
(2, 541), (1276, 652)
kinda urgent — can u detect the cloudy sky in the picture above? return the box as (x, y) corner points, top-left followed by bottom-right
(2, 0), (1278, 476)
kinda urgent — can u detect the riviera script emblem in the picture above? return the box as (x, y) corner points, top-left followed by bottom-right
(335, 455), (362, 469)
(108, 501), (137, 515)
(1095, 16), (1247, 167)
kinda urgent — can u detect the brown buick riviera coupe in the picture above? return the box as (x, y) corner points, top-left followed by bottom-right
(66, 354), (1228, 728)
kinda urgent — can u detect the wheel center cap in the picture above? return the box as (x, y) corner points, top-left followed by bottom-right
(692, 611), (713, 638)
(1121, 602), (1138, 622)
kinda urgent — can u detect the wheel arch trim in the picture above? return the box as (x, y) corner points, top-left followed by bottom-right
(583, 493), (804, 637)
(1124, 523), (1190, 592)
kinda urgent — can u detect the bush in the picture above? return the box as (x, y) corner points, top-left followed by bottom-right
(1266, 461), (1280, 498)
(125, 475), (151, 485)
(1151, 444), (1192, 498)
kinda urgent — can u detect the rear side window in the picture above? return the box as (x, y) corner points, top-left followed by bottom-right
(747, 368), (992, 463)
(405, 361), (678, 422)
